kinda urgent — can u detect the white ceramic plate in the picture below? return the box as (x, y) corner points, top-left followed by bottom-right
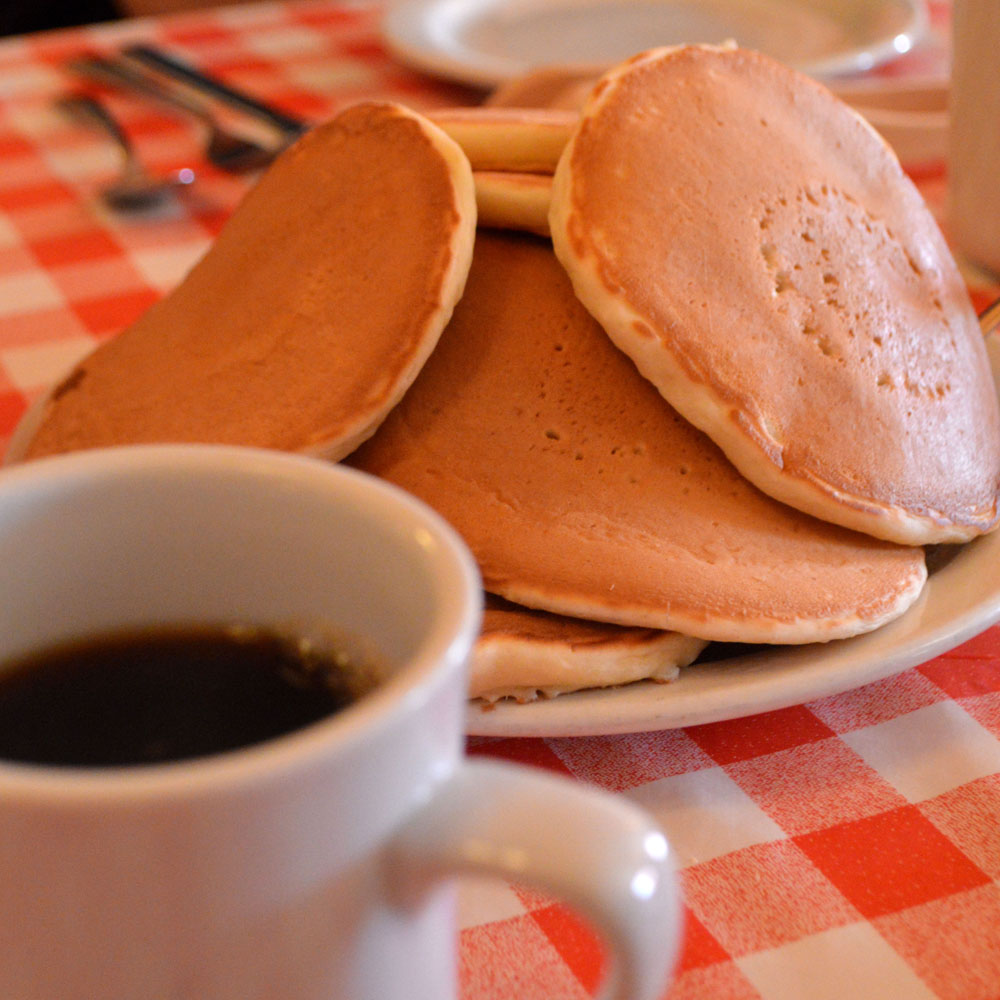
(12, 317), (996, 741)
(382, 0), (927, 90)
(466, 332), (1000, 738)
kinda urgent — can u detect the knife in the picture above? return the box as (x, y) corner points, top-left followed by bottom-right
(121, 43), (311, 140)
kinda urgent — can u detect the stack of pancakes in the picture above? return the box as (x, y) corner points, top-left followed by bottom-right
(17, 46), (1000, 704)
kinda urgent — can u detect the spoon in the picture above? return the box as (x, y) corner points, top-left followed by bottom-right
(57, 93), (195, 212)
(68, 54), (278, 173)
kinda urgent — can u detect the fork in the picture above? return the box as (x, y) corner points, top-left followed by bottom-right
(67, 54), (278, 173)
(57, 93), (195, 212)
(123, 44), (309, 142)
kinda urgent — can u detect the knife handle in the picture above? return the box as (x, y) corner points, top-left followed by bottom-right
(122, 43), (309, 138)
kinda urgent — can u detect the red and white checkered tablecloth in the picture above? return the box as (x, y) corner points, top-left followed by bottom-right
(1, 3), (999, 998)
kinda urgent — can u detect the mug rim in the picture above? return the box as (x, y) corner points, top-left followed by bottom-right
(0, 443), (482, 800)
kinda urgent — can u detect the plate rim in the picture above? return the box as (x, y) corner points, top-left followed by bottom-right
(381, 0), (928, 90)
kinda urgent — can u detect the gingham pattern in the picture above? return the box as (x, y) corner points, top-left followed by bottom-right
(465, 632), (1000, 999)
(1, 3), (999, 998)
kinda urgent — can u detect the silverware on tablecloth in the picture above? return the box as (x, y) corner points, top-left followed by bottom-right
(56, 93), (195, 212)
(67, 54), (279, 173)
(122, 43), (310, 142)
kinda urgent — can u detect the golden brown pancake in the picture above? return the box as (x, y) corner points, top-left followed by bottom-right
(472, 594), (706, 703)
(23, 102), (476, 461)
(486, 65), (601, 111)
(428, 107), (576, 173)
(550, 45), (1000, 545)
(474, 171), (552, 236)
(350, 230), (927, 644)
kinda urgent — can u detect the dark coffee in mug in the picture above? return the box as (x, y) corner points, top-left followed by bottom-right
(0, 626), (382, 768)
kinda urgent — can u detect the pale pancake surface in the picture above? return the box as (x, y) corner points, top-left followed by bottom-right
(474, 171), (552, 236)
(486, 65), (600, 111)
(429, 107), (576, 172)
(550, 45), (1000, 545)
(350, 231), (927, 644)
(473, 594), (706, 703)
(24, 102), (476, 461)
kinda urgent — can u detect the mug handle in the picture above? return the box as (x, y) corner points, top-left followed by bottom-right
(387, 758), (682, 1000)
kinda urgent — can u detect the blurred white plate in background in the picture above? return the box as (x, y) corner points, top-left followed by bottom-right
(383, 0), (927, 89)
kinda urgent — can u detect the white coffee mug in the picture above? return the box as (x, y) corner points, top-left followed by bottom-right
(0, 445), (681, 1000)
(948, 0), (1000, 276)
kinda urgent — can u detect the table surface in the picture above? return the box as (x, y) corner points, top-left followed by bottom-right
(2, 2), (1000, 998)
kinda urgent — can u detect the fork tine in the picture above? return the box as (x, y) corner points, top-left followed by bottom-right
(66, 54), (279, 173)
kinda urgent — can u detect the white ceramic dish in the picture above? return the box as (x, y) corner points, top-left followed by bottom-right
(466, 331), (1000, 738)
(382, 0), (927, 90)
(10, 316), (996, 742)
